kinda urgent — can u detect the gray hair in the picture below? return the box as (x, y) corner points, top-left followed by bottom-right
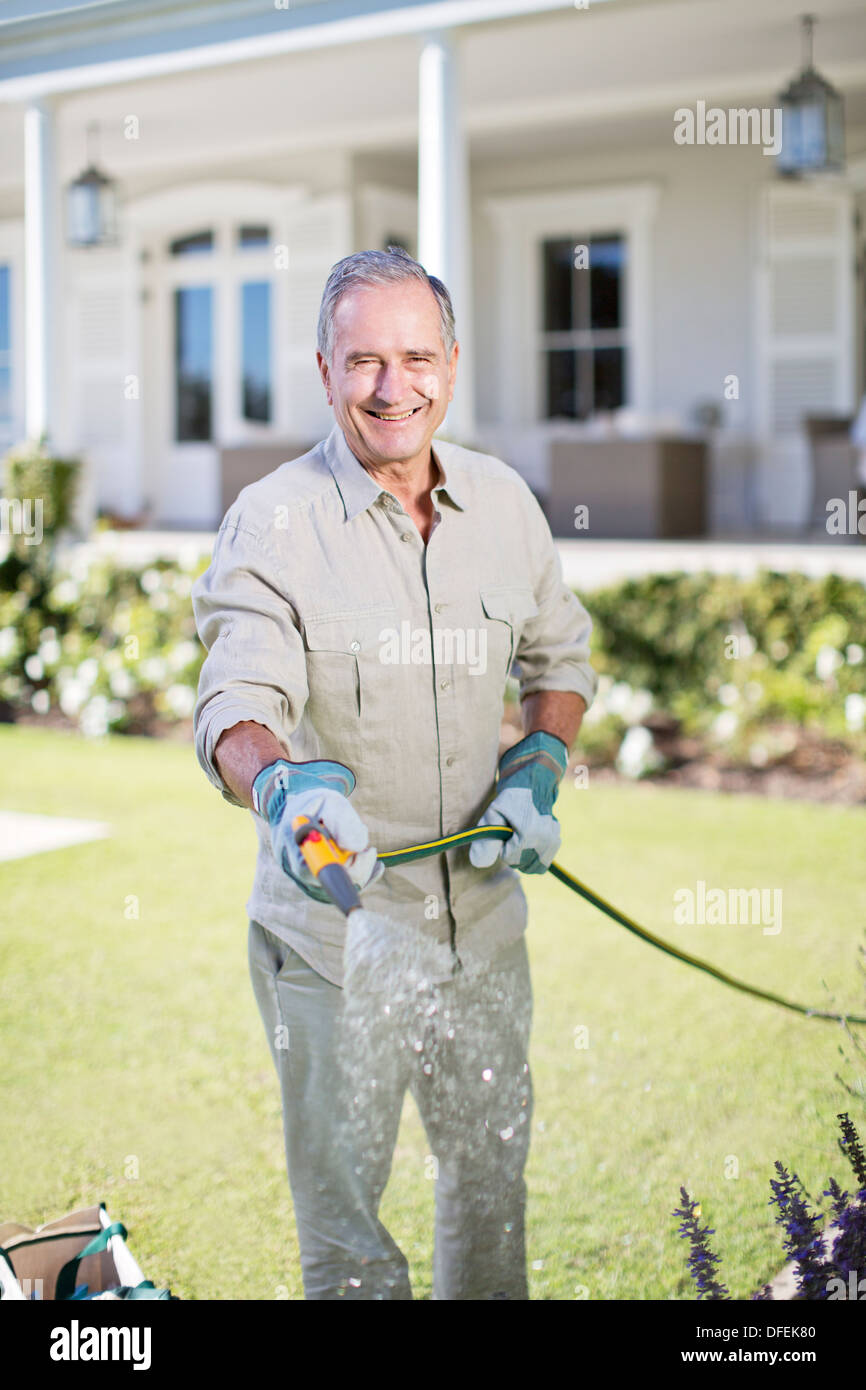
(317, 246), (456, 365)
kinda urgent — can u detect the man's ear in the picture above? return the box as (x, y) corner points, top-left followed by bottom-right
(447, 341), (460, 402)
(316, 350), (333, 404)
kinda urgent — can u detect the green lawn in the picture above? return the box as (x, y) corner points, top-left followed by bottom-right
(1, 724), (865, 1301)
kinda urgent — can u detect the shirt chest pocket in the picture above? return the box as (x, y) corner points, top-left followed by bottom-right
(303, 608), (398, 761)
(479, 586), (540, 684)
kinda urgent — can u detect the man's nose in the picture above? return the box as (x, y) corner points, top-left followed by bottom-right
(373, 362), (413, 403)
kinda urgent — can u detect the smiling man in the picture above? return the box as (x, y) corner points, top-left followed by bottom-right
(192, 246), (597, 1301)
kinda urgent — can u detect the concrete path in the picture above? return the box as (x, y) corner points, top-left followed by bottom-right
(0, 810), (110, 863)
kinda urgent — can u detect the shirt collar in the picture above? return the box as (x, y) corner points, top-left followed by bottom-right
(325, 423), (466, 521)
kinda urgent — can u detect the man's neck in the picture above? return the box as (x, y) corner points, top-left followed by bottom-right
(361, 448), (439, 512)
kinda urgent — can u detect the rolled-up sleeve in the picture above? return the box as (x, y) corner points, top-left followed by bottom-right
(191, 521), (309, 806)
(513, 484), (598, 710)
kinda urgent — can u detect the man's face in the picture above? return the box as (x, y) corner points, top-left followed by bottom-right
(317, 278), (458, 472)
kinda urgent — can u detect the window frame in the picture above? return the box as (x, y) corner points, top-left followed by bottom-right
(483, 183), (659, 427)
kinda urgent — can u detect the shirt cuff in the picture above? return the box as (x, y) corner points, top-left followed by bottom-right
(519, 667), (598, 711)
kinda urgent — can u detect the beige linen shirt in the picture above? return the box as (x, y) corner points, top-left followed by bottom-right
(192, 423), (597, 986)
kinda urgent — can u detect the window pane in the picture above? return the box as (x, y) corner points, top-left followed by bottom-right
(238, 225), (270, 249)
(590, 235), (624, 331)
(241, 281), (272, 423)
(545, 348), (574, 417)
(0, 265), (9, 355)
(593, 347), (625, 411)
(175, 286), (212, 442)
(542, 239), (576, 333)
(545, 349), (598, 419)
(170, 231), (213, 257)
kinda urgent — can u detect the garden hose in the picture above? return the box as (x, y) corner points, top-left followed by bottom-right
(297, 818), (866, 1029)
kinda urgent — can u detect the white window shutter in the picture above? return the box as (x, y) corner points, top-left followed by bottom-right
(755, 183), (855, 526)
(283, 193), (351, 439)
(64, 249), (141, 518)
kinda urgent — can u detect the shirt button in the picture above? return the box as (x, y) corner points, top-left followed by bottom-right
(445, 755), (455, 767)
(401, 533), (411, 543)
(440, 679), (450, 691)
(434, 603), (444, 614)
(350, 640), (361, 652)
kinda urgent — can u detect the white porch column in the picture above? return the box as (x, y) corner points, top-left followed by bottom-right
(417, 30), (475, 444)
(24, 95), (58, 446)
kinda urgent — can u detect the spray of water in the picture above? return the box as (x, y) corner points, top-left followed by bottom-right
(328, 906), (534, 1297)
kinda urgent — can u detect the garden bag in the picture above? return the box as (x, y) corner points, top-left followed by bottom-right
(0, 1202), (176, 1300)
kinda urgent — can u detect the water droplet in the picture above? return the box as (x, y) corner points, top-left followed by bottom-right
(482, 1068), (493, 1082)
(499, 1126), (515, 1141)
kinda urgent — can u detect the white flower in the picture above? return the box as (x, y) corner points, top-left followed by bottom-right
(24, 654), (44, 681)
(59, 679), (87, 717)
(38, 638), (61, 666)
(40, 626), (57, 642)
(102, 648), (123, 672)
(0, 627), (18, 660)
(109, 668), (135, 699)
(711, 711), (739, 742)
(615, 726), (662, 779)
(744, 681), (763, 704)
(607, 681), (634, 718)
(67, 553), (91, 583)
(748, 742), (768, 767)
(50, 579), (79, 607)
(80, 696), (110, 739)
(31, 689), (50, 715)
(167, 641), (199, 672)
(816, 646), (843, 681)
(845, 694), (866, 733)
(846, 644), (864, 666)
(140, 568), (161, 594)
(140, 657), (167, 685)
(77, 657), (100, 688)
(172, 572), (193, 597)
(718, 683), (739, 707)
(150, 590), (170, 612)
(164, 683), (196, 718)
(623, 688), (653, 725)
(770, 639), (789, 661)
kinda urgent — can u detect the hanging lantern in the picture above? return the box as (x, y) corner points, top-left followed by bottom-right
(776, 15), (845, 177)
(66, 123), (120, 247)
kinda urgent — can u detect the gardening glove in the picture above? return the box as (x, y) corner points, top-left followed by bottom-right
(469, 731), (569, 875)
(252, 758), (384, 904)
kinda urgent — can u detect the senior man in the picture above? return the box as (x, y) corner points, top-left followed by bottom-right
(192, 246), (597, 1301)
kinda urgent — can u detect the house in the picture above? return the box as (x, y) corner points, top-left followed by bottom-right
(0, 0), (864, 535)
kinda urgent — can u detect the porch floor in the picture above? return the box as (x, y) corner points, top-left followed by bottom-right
(65, 529), (866, 591)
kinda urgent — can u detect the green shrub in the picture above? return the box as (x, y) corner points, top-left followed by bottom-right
(585, 570), (866, 762)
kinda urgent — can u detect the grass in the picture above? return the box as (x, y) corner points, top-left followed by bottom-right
(1, 724), (865, 1301)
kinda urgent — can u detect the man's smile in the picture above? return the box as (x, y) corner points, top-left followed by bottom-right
(362, 404), (427, 422)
